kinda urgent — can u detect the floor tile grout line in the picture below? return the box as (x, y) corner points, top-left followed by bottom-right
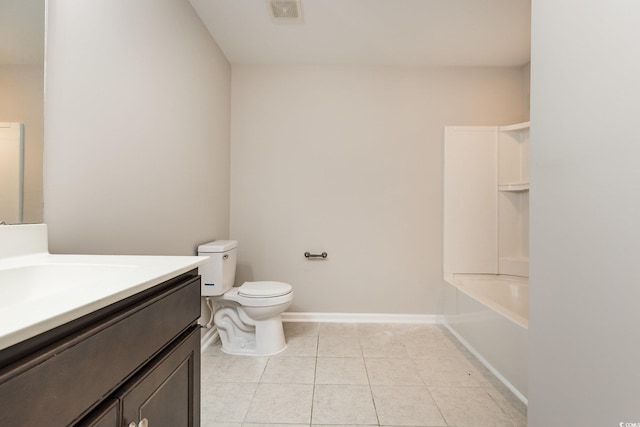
(307, 334), (319, 426)
(362, 334), (383, 427)
(204, 323), (525, 427)
(369, 329), (451, 427)
(240, 357), (269, 424)
(483, 385), (519, 427)
(424, 383), (453, 427)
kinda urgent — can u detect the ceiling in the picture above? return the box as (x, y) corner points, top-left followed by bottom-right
(190, 0), (531, 67)
(0, 0), (45, 65)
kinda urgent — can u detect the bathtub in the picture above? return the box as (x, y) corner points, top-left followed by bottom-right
(443, 274), (528, 403)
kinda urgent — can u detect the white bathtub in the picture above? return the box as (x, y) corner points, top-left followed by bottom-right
(443, 274), (528, 403)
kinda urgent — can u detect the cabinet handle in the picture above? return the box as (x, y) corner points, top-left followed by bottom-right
(138, 418), (149, 427)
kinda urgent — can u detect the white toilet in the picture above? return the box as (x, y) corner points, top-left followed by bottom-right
(198, 240), (293, 356)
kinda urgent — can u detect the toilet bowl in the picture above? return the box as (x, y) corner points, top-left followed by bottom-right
(198, 241), (293, 356)
(214, 281), (293, 355)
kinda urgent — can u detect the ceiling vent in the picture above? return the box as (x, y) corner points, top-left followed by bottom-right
(267, 0), (304, 24)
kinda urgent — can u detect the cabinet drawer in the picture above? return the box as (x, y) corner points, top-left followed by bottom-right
(0, 275), (200, 427)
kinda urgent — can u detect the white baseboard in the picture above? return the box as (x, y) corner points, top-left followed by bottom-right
(201, 313), (439, 351)
(200, 327), (219, 353)
(282, 312), (443, 324)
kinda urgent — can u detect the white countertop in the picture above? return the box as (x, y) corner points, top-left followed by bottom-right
(0, 225), (208, 351)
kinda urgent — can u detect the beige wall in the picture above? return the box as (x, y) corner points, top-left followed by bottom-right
(230, 65), (526, 313)
(44, 0), (231, 255)
(529, 0), (640, 424)
(0, 65), (44, 223)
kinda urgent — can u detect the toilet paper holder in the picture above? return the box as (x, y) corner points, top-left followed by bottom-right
(304, 251), (328, 259)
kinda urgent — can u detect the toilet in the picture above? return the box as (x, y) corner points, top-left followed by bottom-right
(198, 240), (293, 356)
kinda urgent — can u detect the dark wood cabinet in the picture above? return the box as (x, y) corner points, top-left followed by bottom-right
(118, 328), (200, 427)
(0, 270), (201, 427)
(78, 400), (120, 427)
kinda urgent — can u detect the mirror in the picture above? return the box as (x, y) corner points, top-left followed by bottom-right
(0, 0), (45, 224)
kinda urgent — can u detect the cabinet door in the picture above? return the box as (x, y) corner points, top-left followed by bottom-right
(119, 327), (201, 427)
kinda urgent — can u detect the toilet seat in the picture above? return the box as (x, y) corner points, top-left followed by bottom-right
(238, 281), (292, 298)
(218, 284), (294, 307)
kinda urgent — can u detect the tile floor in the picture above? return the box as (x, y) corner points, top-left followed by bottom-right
(201, 322), (527, 427)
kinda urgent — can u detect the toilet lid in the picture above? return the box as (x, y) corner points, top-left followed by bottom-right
(238, 281), (292, 298)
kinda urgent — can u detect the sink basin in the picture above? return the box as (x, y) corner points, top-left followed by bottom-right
(0, 263), (136, 309)
(0, 223), (209, 351)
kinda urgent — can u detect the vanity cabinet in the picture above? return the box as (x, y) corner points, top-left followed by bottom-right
(0, 271), (201, 427)
(116, 328), (199, 427)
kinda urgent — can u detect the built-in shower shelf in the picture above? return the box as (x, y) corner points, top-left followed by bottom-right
(499, 182), (529, 192)
(500, 121), (530, 132)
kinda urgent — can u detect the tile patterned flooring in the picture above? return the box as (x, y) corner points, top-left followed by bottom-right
(201, 322), (527, 427)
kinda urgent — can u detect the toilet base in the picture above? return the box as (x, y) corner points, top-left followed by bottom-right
(214, 306), (288, 356)
(254, 315), (287, 355)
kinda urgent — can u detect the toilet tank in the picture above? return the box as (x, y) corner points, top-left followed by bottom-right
(197, 240), (238, 296)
